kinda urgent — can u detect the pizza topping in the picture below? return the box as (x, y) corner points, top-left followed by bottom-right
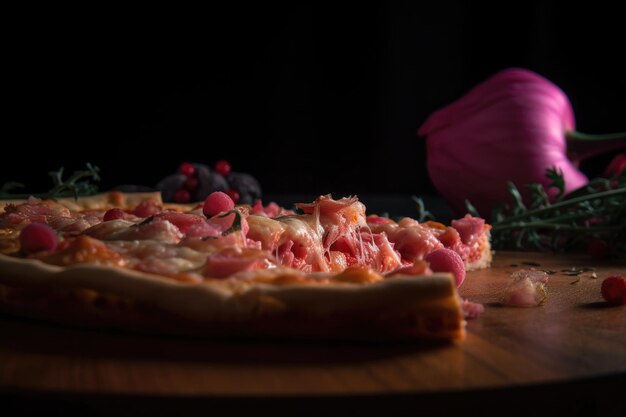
(47, 216), (79, 231)
(207, 210), (248, 237)
(252, 200), (295, 218)
(203, 191), (235, 217)
(83, 219), (137, 240)
(133, 200), (162, 218)
(386, 226), (444, 262)
(56, 217), (98, 234)
(424, 248), (466, 287)
(108, 219), (183, 244)
(19, 223), (58, 254)
(297, 196), (367, 240)
(2, 193), (492, 291)
(183, 221), (224, 239)
(359, 232), (403, 272)
(203, 246), (274, 278)
(102, 240), (207, 276)
(275, 216), (328, 272)
(246, 215), (286, 250)
(0, 198), (71, 227)
(451, 215), (486, 246)
(103, 208), (126, 222)
(41, 235), (123, 266)
(154, 211), (205, 234)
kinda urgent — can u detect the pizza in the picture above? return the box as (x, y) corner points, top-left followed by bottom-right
(0, 191), (491, 341)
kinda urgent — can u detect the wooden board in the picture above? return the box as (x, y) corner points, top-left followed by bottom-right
(1, 251), (625, 415)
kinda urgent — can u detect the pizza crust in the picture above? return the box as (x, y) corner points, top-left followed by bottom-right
(0, 191), (162, 212)
(0, 253), (464, 341)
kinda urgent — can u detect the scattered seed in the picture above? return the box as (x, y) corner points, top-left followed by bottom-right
(543, 270), (557, 275)
(563, 271), (583, 276)
(590, 272), (598, 279)
(570, 277), (581, 285)
(521, 261), (541, 267)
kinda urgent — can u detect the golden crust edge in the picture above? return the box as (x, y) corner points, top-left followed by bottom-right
(0, 191), (163, 212)
(0, 253), (464, 341)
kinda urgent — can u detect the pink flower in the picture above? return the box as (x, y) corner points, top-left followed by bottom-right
(418, 68), (626, 216)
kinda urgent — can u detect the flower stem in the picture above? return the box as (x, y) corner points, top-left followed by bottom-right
(566, 130), (626, 162)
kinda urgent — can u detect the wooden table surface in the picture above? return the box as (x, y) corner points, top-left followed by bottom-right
(1, 251), (625, 416)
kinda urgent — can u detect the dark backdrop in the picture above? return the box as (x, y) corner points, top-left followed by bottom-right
(3, 2), (625, 197)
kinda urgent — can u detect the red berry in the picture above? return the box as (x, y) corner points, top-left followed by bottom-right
(20, 223), (58, 254)
(103, 208), (125, 222)
(184, 176), (199, 191)
(203, 191), (235, 217)
(179, 162), (196, 177)
(424, 248), (466, 287)
(214, 160), (232, 177)
(601, 276), (626, 304)
(174, 189), (191, 204)
(226, 188), (240, 203)
(133, 200), (161, 217)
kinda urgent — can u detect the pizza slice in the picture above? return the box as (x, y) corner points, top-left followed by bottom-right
(0, 192), (491, 341)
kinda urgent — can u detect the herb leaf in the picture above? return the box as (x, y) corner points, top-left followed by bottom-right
(486, 167), (626, 257)
(411, 195), (434, 222)
(0, 164), (101, 200)
(220, 210), (243, 236)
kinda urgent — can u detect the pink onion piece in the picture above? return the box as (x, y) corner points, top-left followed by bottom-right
(418, 68), (606, 216)
(503, 269), (549, 307)
(461, 299), (484, 320)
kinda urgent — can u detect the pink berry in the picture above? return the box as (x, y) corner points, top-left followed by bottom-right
(103, 208), (125, 222)
(20, 223), (58, 254)
(601, 276), (626, 304)
(214, 160), (232, 177)
(174, 189), (191, 204)
(424, 248), (466, 287)
(203, 191), (235, 217)
(179, 162), (196, 177)
(226, 188), (240, 203)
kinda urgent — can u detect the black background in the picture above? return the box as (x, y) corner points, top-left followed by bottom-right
(3, 2), (625, 198)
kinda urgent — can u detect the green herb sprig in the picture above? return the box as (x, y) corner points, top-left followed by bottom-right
(474, 168), (626, 255)
(0, 163), (101, 200)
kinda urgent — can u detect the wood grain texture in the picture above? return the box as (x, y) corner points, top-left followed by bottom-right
(0, 252), (624, 402)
